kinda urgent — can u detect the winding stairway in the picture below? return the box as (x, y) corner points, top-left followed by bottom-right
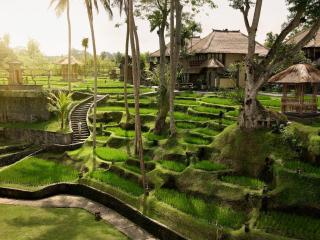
(70, 95), (106, 144)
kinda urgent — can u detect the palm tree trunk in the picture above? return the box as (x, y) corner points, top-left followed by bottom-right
(154, 25), (169, 135)
(85, 0), (98, 170)
(169, 0), (182, 136)
(124, 15), (130, 123)
(67, 0), (72, 92)
(128, 0), (147, 197)
(84, 47), (87, 78)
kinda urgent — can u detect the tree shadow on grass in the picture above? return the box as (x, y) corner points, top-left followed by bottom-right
(3, 206), (128, 240)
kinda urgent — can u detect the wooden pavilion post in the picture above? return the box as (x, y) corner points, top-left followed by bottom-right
(299, 84), (304, 115)
(312, 83), (318, 113)
(282, 83), (288, 113)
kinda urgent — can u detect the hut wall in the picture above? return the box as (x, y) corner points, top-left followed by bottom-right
(225, 53), (246, 88)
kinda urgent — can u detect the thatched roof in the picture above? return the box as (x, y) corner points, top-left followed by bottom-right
(150, 37), (201, 57)
(287, 29), (320, 48)
(268, 64), (320, 84)
(150, 29), (268, 57)
(57, 56), (82, 65)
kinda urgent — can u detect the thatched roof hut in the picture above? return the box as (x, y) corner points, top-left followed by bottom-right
(150, 29), (268, 57)
(269, 64), (320, 84)
(268, 64), (320, 115)
(56, 56), (82, 81)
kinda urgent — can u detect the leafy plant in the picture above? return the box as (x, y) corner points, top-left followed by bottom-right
(96, 147), (128, 162)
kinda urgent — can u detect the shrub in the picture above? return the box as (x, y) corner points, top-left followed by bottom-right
(160, 161), (187, 172)
(154, 189), (246, 228)
(308, 135), (320, 155)
(96, 147), (128, 162)
(220, 176), (265, 190)
(90, 170), (144, 196)
(193, 161), (228, 171)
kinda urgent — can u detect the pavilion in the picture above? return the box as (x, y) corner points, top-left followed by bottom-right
(268, 64), (320, 116)
(57, 56), (82, 81)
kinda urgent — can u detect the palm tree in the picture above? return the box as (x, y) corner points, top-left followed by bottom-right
(84, 0), (112, 170)
(128, 0), (148, 197)
(82, 37), (89, 78)
(113, 0), (130, 123)
(50, 0), (72, 92)
(48, 91), (73, 130)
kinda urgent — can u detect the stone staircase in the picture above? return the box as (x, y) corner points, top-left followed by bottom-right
(70, 95), (106, 144)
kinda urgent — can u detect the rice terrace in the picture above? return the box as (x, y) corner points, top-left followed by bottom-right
(0, 0), (319, 239)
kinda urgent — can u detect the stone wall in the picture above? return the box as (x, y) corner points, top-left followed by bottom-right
(3, 128), (72, 145)
(0, 88), (50, 123)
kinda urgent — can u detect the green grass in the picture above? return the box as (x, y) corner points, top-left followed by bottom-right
(177, 91), (202, 98)
(184, 134), (212, 145)
(0, 205), (128, 240)
(106, 127), (135, 138)
(220, 175), (265, 190)
(96, 147), (128, 162)
(97, 106), (157, 115)
(176, 122), (198, 129)
(0, 157), (78, 187)
(145, 132), (168, 141)
(201, 97), (235, 106)
(193, 128), (220, 136)
(193, 106), (225, 115)
(89, 170), (144, 196)
(284, 161), (320, 176)
(96, 135), (109, 142)
(0, 117), (70, 133)
(174, 112), (211, 122)
(154, 188), (246, 228)
(123, 163), (141, 174)
(256, 211), (320, 240)
(160, 161), (187, 172)
(175, 99), (199, 105)
(193, 161), (228, 171)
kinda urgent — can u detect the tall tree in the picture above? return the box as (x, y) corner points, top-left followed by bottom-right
(138, 0), (215, 135)
(84, 0), (113, 170)
(168, 0), (183, 136)
(229, 0), (320, 130)
(50, 0), (72, 92)
(82, 37), (89, 78)
(114, 0), (131, 123)
(128, 0), (148, 196)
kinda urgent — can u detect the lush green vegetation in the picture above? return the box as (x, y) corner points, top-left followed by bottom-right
(154, 189), (246, 228)
(107, 127), (135, 138)
(96, 147), (128, 162)
(0, 205), (128, 240)
(89, 170), (144, 196)
(160, 161), (187, 172)
(256, 211), (320, 240)
(220, 175), (265, 190)
(0, 157), (78, 187)
(193, 161), (228, 171)
(284, 161), (320, 176)
(183, 134), (212, 145)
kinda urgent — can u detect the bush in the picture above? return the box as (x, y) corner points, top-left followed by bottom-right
(193, 161), (228, 171)
(96, 147), (128, 162)
(89, 170), (144, 196)
(154, 188), (246, 228)
(308, 135), (320, 155)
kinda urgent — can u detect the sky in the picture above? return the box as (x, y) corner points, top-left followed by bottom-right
(0, 0), (289, 56)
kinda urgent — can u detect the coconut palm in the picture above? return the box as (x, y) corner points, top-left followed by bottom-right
(50, 0), (72, 92)
(127, 0), (148, 197)
(84, 0), (112, 170)
(82, 37), (89, 78)
(47, 91), (73, 130)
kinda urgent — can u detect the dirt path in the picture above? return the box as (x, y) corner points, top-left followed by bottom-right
(0, 195), (157, 240)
